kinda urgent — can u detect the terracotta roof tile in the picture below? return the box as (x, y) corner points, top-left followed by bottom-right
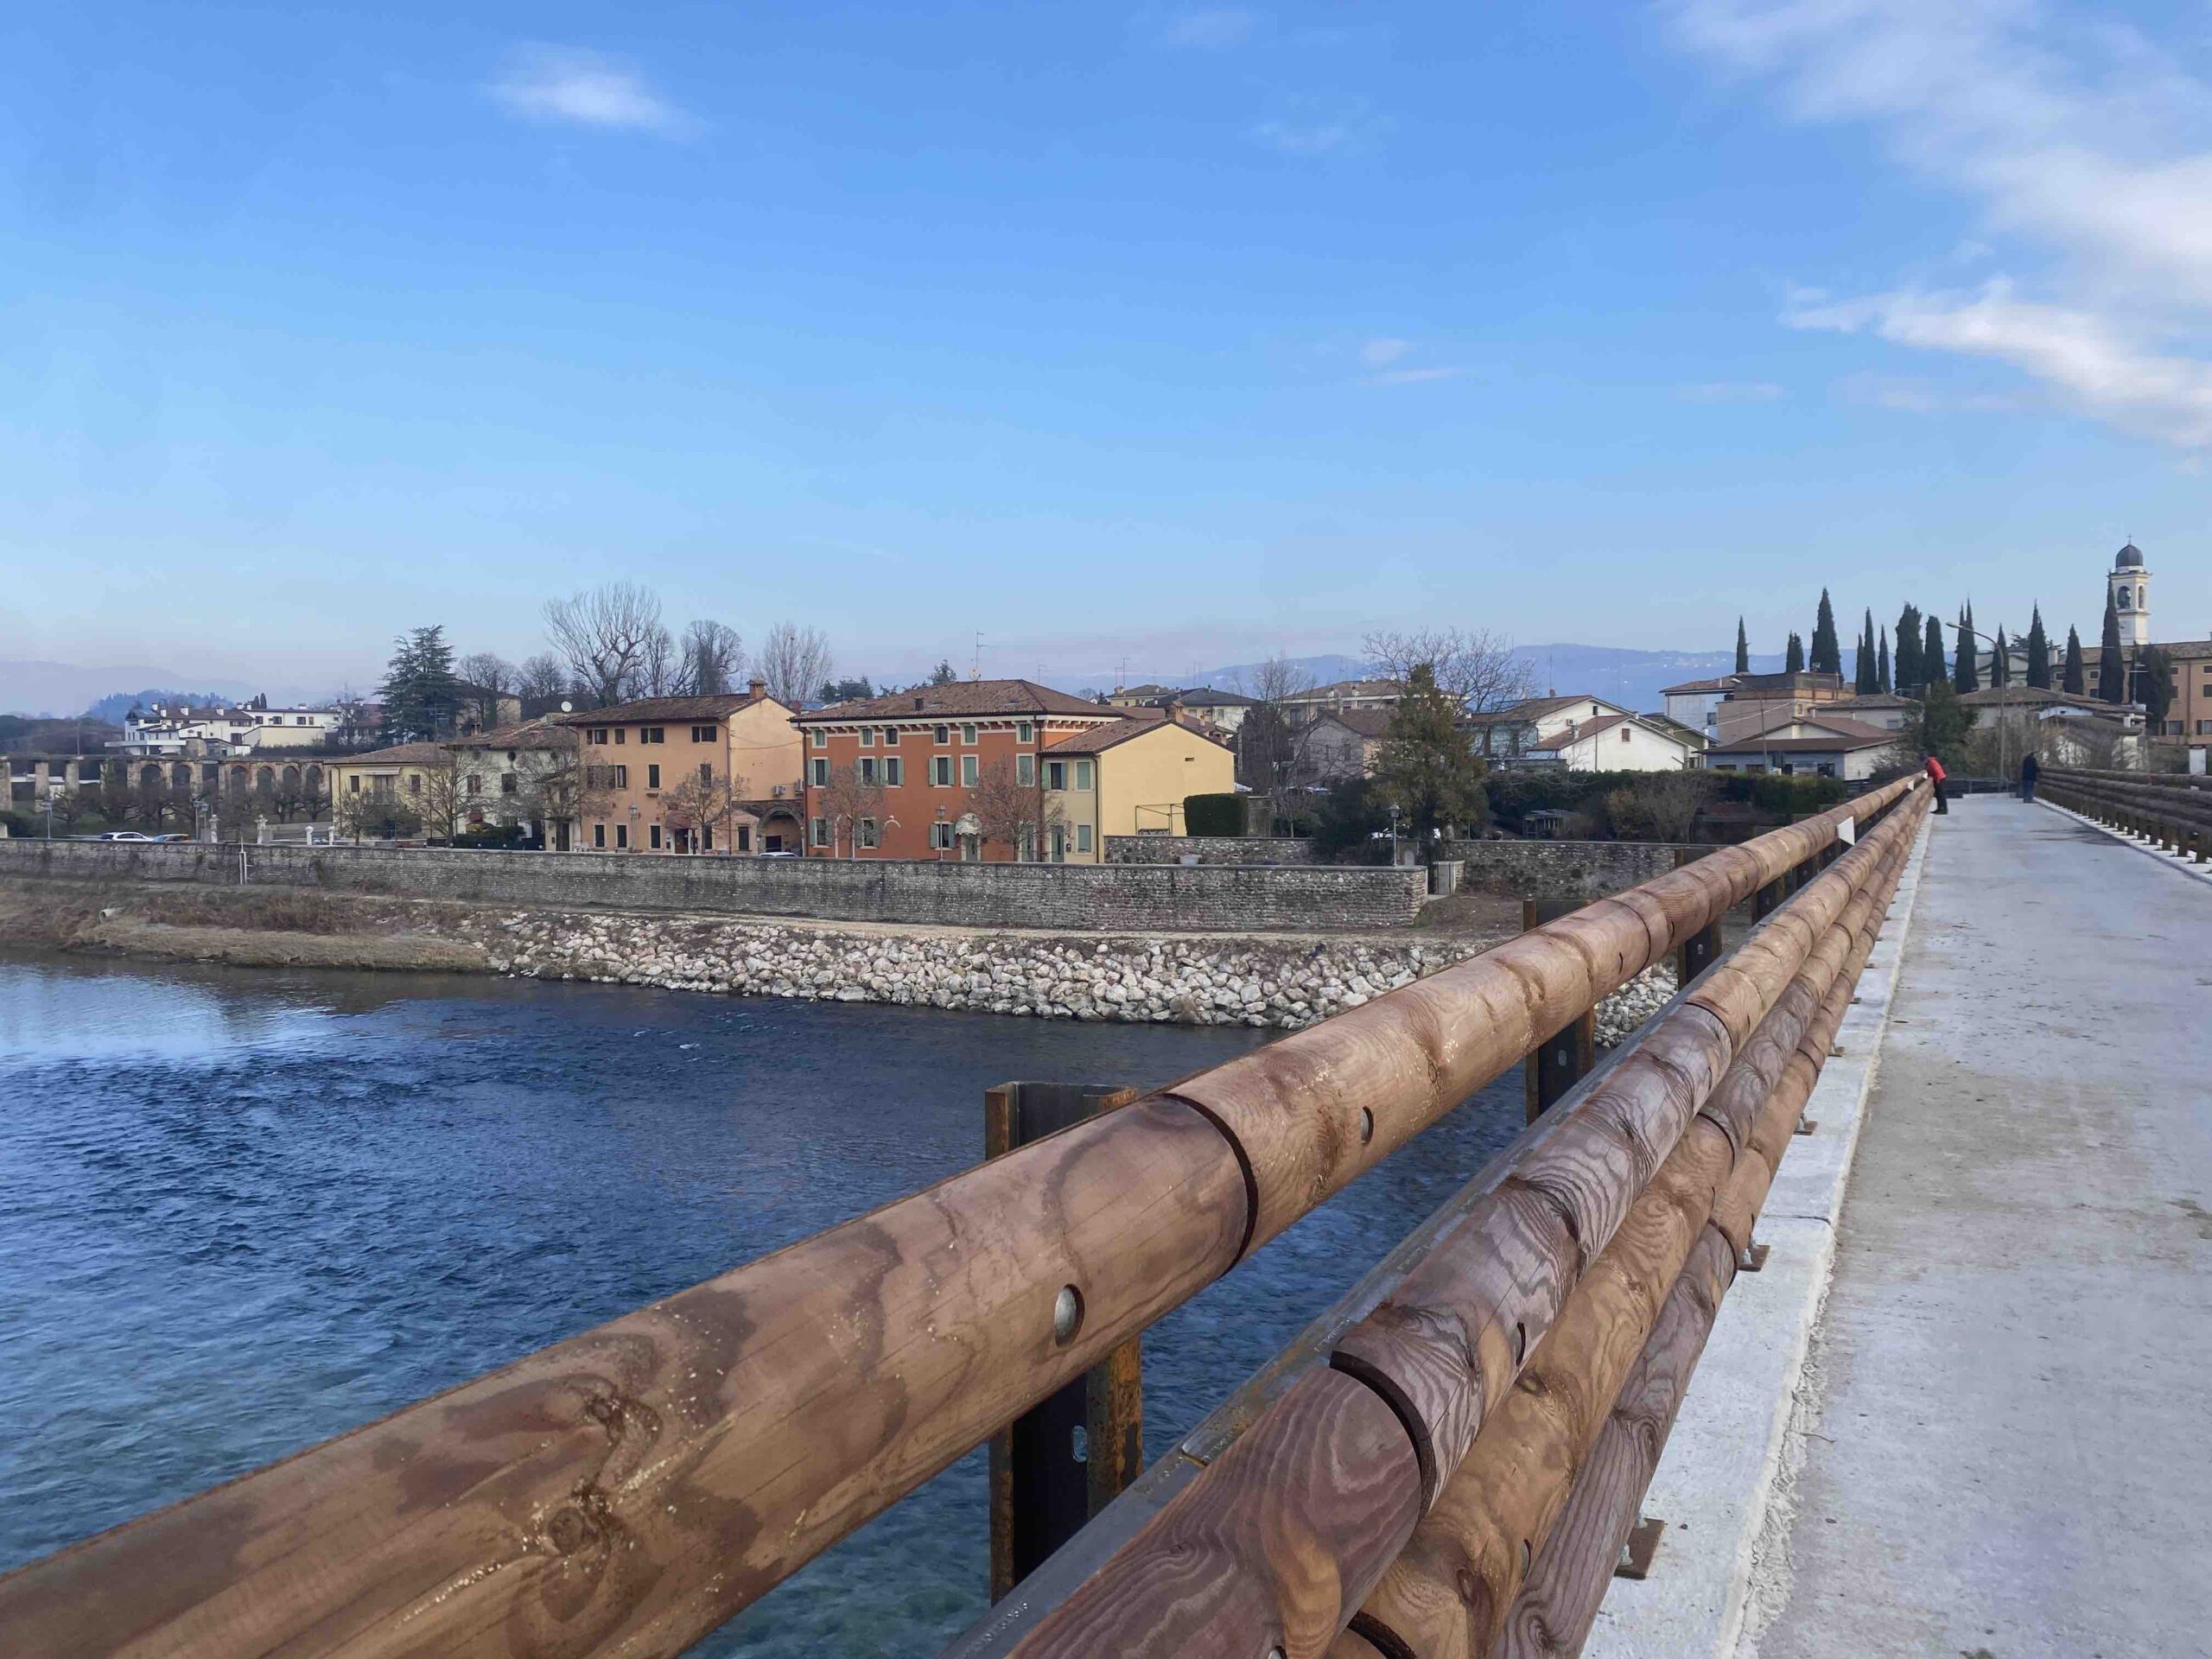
(792, 678), (1114, 721)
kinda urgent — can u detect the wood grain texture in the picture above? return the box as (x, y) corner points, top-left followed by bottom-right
(1004, 1370), (1424, 1659)
(1493, 1226), (1738, 1659)
(0, 1099), (1246, 1659)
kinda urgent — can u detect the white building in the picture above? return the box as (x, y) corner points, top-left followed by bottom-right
(116, 701), (341, 756)
(1659, 675), (1743, 734)
(1701, 715), (1899, 780)
(1549, 711), (1693, 772)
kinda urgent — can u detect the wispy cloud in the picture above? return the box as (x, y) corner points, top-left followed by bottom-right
(1675, 380), (1787, 404)
(1249, 98), (1381, 156)
(486, 47), (690, 136)
(1359, 338), (1412, 369)
(1670, 0), (2212, 446)
(1154, 8), (1262, 49)
(1368, 365), (1468, 385)
(1834, 371), (2037, 416)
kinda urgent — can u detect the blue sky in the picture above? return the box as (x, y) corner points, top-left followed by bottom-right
(3, 0), (2205, 694)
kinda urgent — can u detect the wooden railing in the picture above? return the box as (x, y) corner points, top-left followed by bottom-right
(2043, 767), (2212, 862)
(0, 777), (1921, 1659)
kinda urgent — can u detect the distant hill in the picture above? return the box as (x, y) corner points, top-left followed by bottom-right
(1182, 645), (1787, 714)
(0, 660), (260, 720)
(82, 689), (238, 725)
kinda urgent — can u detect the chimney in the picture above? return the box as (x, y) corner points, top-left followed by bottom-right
(748, 678), (767, 699)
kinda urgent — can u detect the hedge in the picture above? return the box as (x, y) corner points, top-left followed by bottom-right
(1183, 792), (1245, 837)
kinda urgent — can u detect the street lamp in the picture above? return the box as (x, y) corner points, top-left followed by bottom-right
(1954, 621), (2015, 786)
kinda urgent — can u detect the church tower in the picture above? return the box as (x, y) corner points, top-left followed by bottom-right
(2110, 543), (2150, 647)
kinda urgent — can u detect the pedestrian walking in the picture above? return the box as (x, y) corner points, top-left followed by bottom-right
(2020, 752), (2040, 803)
(1926, 753), (1948, 815)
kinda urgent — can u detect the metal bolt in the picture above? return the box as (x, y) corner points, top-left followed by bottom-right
(1052, 1284), (1084, 1344)
(1358, 1108), (1375, 1145)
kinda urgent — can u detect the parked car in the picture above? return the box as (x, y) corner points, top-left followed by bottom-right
(91, 830), (154, 842)
(152, 833), (192, 842)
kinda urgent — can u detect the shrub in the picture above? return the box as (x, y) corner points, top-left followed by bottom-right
(1183, 792), (1244, 837)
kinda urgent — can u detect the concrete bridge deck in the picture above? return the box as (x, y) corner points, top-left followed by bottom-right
(1742, 794), (2212, 1655)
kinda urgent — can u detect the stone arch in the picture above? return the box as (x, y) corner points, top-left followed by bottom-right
(139, 764), (162, 790)
(228, 765), (249, 793)
(255, 766), (276, 792)
(170, 763), (191, 789)
(281, 764), (302, 793)
(304, 764), (324, 795)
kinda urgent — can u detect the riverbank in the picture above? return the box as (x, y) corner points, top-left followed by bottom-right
(0, 877), (1677, 1038)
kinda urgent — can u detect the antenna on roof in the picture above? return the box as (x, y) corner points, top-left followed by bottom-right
(972, 632), (983, 681)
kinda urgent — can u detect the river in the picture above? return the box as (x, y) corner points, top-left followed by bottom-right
(0, 950), (1522, 1655)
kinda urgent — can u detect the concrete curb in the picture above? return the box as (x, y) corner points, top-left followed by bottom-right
(2036, 797), (2212, 888)
(1582, 813), (1933, 1659)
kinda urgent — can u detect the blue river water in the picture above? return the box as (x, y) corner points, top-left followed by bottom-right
(0, 951), (1522, 1655)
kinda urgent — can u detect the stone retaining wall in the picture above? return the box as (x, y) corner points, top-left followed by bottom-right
(1437, 838), (1713, 902)
(1103, 835), (1319, 865)
(0, 838), (1424, 932)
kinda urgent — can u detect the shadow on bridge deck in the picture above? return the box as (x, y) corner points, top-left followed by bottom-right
(1744, 791), (2212, 1656)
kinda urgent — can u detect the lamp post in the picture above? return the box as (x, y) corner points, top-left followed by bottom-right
(1955, 621), (2014, 787)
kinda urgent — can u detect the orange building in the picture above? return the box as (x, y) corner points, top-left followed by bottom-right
(792, 680), (1130, 861)
(554, 683), (804, 855)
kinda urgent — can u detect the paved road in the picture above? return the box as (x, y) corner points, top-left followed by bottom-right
(1748, 795), (2212, 1657)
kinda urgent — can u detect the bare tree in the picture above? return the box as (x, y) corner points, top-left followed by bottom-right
(759, 622), (834, 708)
(543, 582), (667, 707)
(455, 652), (518, 731)
(678, 620), (746, 696)
(634, 623), (680, 698)
(1234, 654), (1319, 807)
(660, 765), (745, 852)
(817, 761), (887, 857)
(517, 652), (571, 702)
(965, 756), (1061, 861)
(1361, 627), (1531, 715)
(514, 738), (605, 845)
(414, 751), (467, 842)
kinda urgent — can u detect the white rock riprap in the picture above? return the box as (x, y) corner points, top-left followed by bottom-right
(456, 908), (1680, 1038)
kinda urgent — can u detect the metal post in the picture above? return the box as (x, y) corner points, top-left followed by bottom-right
(985, 1083), (1144, 1603)
(1522, 898), (1597, 1124)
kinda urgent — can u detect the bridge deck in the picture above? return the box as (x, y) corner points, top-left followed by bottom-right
(1747, 793), (2212, 1656)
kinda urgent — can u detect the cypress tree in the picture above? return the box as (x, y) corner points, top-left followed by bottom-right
(1878, 626), (1891, 693)
(1990, 626), (2009, 688)
(2097, 590), (2126, 701)
(1955, 606), (1980, 692)
(1856, 608), (1878, 692)
(1810, 589), (1840, 676)
(2024, 607), (2051, 689)
(1924, 613), (1945, 689)
(1784, 632), (1805, 673)
(1896, 604), (1923, 691)
(1734, 617), (1750, 675)
(2062, 625), (2085, 695)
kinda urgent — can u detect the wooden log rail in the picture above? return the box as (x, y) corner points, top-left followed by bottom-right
(979, 788), (1924, 1659)
(0, 777), (1916, 1659)
(2042, 769), (2212, 861)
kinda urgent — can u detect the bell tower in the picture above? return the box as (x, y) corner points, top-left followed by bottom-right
(2110, 543), (2150, 647)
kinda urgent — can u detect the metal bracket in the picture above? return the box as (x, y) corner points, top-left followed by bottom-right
(1615, 1516), (1665, 1580)
(1828, 1044), (1845, 1057)
(1737, 1242), (1770, 1274)
(1794, 1116), (1818, 1136)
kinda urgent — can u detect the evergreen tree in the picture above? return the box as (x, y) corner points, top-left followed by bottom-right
(1924, 613), (1945, 689)
(2024, 607), (2051, 689)
(1954, 606), (1980, 692)
(1373, 664), (1488, 863)
(2062, 625), (2085, 695)
(1990, 626), (2009, 688)
(1784, 632), (1805, 673)
(2097, 590), (2126, 701)
(2139, 644), (2175, 726)
(1855, 608), (1879, 693)
(1810, 589), (1840, 676)
(378, 626), (460, 741)
(929, 660), (958, 686)
(1895, 604), (1923, 691)
(1734, 618), (1750, 675)
(1878, 626), (1891, 693)
(1901, 680), (1976, 771)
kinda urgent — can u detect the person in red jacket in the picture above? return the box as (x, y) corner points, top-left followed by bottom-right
(1925, 753), (1948, 815)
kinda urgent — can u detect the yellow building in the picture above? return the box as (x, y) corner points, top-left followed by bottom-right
(555, 683), (804, 855)
(324, 742), (454, 838)
(1043, 712), (1236, 860)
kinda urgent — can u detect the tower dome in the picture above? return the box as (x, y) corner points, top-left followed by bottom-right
(2114, 542), (2145, 569)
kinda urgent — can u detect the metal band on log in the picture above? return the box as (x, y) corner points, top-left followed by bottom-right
(0, 779), (1916, 1659)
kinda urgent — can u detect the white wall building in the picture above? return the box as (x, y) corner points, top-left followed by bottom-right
(1551, 712), (1692, 772)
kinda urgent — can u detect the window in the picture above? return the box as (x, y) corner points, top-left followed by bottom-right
(962, 754), (979, 786)
(594, 823), (606, 848)
(703, 824), (715, 850)
(348, 775), (361, 793)
(615, 823), (629, 849)
(885, 757), (904, 785)
(883, 726), (900, 745)
(698, 762), (713, 785)
(588, 728), (609, 745)
(1046, 760), (1066, 791)
(859, 757), (877, 784)
(466, 773), (482, 796)
(810, 757), (830, 785)
(810, 816), (830, 846)
(2199, 721), (2212, 735)
(1076, 823), (1092, 854)
(858, 817), (879, 849)
(613, 728), (626, 744)
(1075, 760), (1093, 791)
(408, 773), (422, 795)
(649, 824), (663, 849)
(859, 728), (874, 747)
(932, 755), (952, 786)
(647, 764), (661, 790)
(1017, 753), (1035, 786)
(501, 772), (517, 795)
(643, 728), (665, 744)
(935, 725), (950, 744)
(811, 730), (827, 748)
(1621, 728), (1631, 743)
(962, 723), (977, 744)
(1017, 721), (1033, 742)
(931, 822), (953, 850)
